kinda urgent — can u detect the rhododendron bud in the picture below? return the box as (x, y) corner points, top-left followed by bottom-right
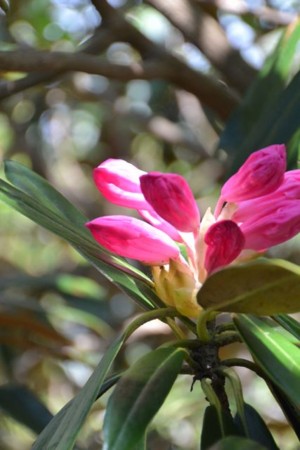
(152, 260), (201, 317)
(204, 220), (245, 274)
(140, 172), (200, 232)
(86, 216), (180, 264)
(221, 144), (286, 203)
(241, 201), (300, 251)
(93, 159), (148, 209)
(233, 170), (300, 223)
(272, 170), (300, 199)
(139, 208), (182, 242)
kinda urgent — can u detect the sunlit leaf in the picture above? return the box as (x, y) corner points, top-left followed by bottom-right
(103, 347), (185, 450)
(4, 160), (88, 229)
(0, 165), (162, 311)
(32, 332), (126, 450)
(234, 315), (300, 408)
(198, 259), (300, 315)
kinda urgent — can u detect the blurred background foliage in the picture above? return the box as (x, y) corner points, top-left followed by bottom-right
(0, 0), (300, 449)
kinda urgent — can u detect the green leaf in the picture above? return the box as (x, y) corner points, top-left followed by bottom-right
(234, 315), (300, 408)
(103, 347), (185, 450)
(32, 333), (126, 450)
(201, 405), (240, 450)
(272, 314), (300, 340)
(208, 436), (267, 450)
(198, 259), (300, 315)
(0, 384), (53, 434)
(0, 162), (162, 311)
(4, 160), (88, 229)
(219, 20), (300, 173)
(234, 403), (279, 449)
(266, 380), (300, 440)
(33, 308), (179, 449)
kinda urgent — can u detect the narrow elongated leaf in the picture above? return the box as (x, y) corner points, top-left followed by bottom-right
(209, 436), (267, 450)
(198, 259), (300, 315)
(4, 160), (88, 229)
(219, 20), (300, 173)
(267, 380), (300, 440)
(32, 333), (126, 450)
(201, 405), (239, 450)
(103, 347), (185, 450)
(272, 314), (300, 340)
(234, 315), (300, 408)
(0, 171), (161, 311)
(0, 384), (53, 434)
(0, 164), (149, 281)
(234, 403), (278, 449)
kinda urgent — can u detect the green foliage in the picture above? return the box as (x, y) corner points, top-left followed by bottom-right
(234, 403), (279, 450)
(234, 315), (300, 409)
(0, 1), (300, 449)
(0, 161), (161, 312)
(220, 19), (300, 173)
(32, 332), (127, 450)
(103, 347), (185, 450)
(200, 405), (239, 449)
(198, 259), (300, 315)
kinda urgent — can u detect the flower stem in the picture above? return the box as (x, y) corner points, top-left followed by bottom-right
(123, 307), (178, 339)
(196, 309), (218, 341)
(221, 358), (265, 378)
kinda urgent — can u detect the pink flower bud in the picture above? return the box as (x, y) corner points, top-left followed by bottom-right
(221, 144), (286, 203)
(86, 215), (180, 265)
(140, 172), (200, 232)
(93, 159), (148, 209)
(204, 220), (245, 274)
(233, 170), (300, 223)
(139, 208), (183, 242)
(241, 201), (300, 250)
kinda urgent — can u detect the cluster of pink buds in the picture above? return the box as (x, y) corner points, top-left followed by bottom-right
(86, 144), (300, 317)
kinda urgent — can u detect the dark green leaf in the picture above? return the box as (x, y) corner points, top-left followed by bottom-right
(219, 20), (300, 173)
(201, 405), (240, 450)
(266, 380), (300, 440)
(234, 403), (278, 449)
(208, 436), (267, 450)
(32, 333), (126, 450)
(272, 314), (300, 340)
(0, 384), (53, 434)
(0, 166), (161, 311)
(103, 347), (185, 450)
(198, 259), (300, 315)
(234, 315), (300, 408)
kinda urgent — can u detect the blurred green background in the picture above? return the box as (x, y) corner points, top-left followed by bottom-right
(0, 0), (300, 448)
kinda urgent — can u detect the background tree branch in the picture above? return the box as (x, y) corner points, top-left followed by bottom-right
(0, 27), (115, 100)
(145, 0), (257, 94)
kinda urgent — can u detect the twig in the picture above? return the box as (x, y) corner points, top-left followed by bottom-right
(0, 50), (173, 79)
(0, 27), (115, 100)
(145, 0), (257, 94)
(91, 0), (239, 119)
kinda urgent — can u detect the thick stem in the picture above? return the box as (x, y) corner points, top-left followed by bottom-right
(190, 320), (230, 412)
